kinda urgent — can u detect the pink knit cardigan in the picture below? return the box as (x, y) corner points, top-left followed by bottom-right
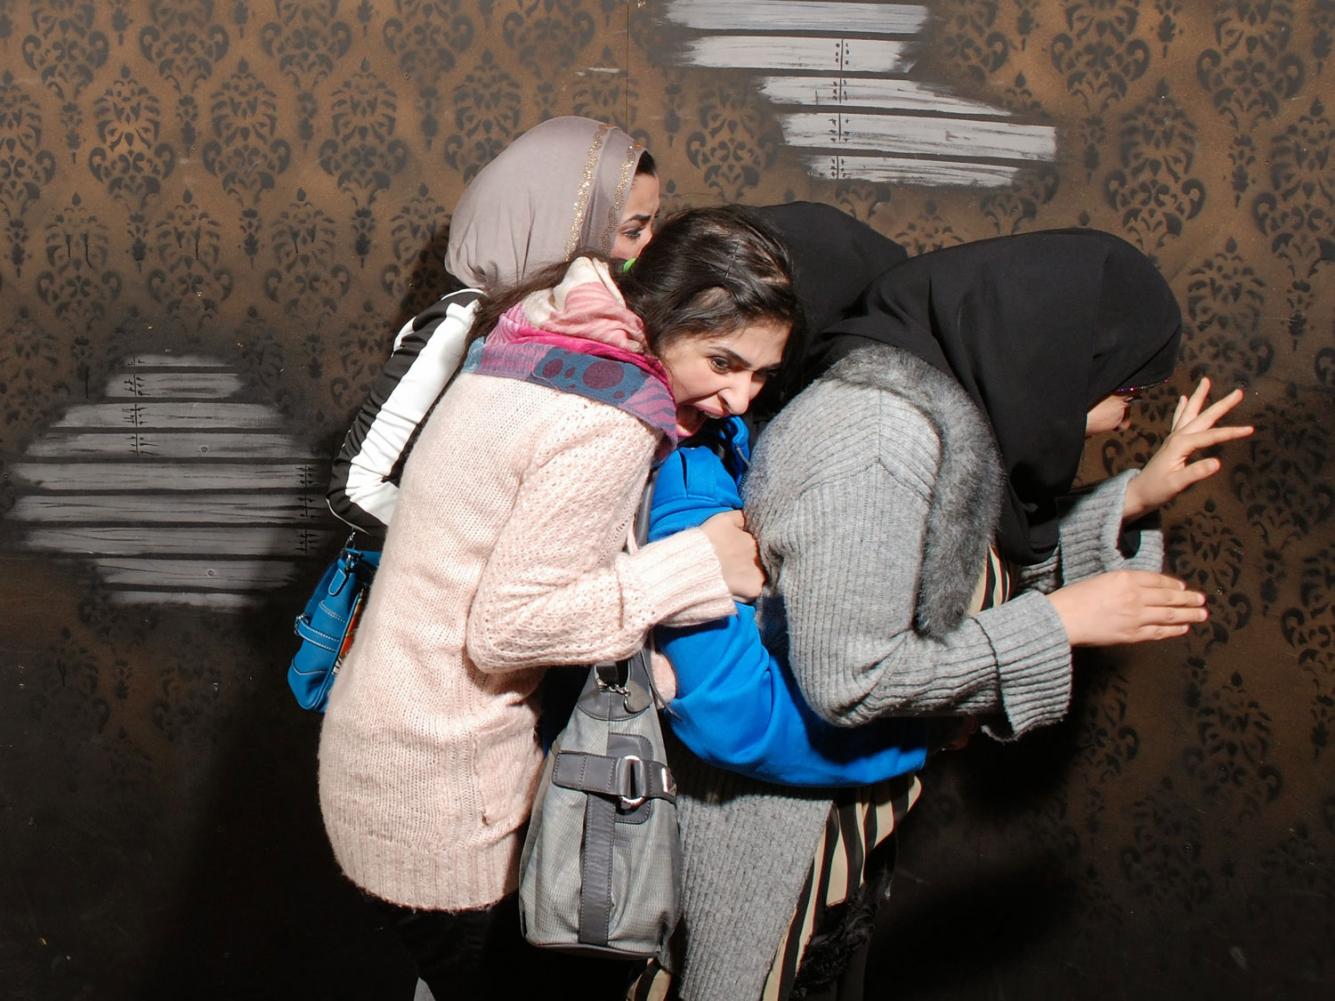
(318, 371), (735, 911)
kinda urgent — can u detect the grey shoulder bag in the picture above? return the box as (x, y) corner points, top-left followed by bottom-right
(517, 487), (681, 958)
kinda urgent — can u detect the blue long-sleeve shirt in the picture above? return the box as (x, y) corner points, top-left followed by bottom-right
(649, 418), (927, 787)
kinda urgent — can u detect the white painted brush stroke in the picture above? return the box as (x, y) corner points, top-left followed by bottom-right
(55, 402), (292, 429)
(103, 371), (246, 399)
(11, 462), (320, 492)
(681, 36), (916, 74)
(664, 0), (929, 35)
(800, 152), (1024, 187)
(111, 591), (267, 609)
(94, 557), (302, 589)
(8, 355), (333, 607)
(659, 0), (1058, 187)
(26, 526), (334, 557)
(26, 432), (316, 459)
(780, 112), (1057, 160)
(759, 77), (1014, 117)
(13, 493), (324, 524)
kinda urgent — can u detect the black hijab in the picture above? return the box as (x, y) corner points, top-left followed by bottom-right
(749, 202), (908, 419)
(812, 228), (1182, 566)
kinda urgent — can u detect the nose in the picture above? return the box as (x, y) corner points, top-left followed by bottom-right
(719, 374), (759, 416)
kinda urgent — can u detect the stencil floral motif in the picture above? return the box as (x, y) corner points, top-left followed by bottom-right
(1182, 238), (1272, 387)
(383, 0), (476, 148)
(1196, 0), (1304, 205)
(1, 307), (65, 444)
(20, 0), (109, 155)
(139, 0), (230, 94)
(263, 188), (352, 330)
(0, 70), (56, 275)
(1280, 545), (1335, 756)
(1153, 0), (1182, 55)
(1104, 81), (1205, 255)
(34, 194), (123, 337)
(1182, 658), (1282, 820)
(201, 61), (293, 263)
(1251, 98), (1335, 346)
(379, 182), (450, 316)
(830, 180), (890, 227)
(87, 66), (177, 213)
(259, 0), (352, 142)
(1315, 0), (1335, 72)
(571, 46), (636, 132)
(1051, 0), (1151, 174)
(319, 59), (408, 263)
(138, 0), (231, 148)
(146, 190), (234, 329)
(501, 0), (595, 114)
(934, 0), (1011, 84)
(980, 164), (1060, 235)
(892, 200), (964, 256)
(1073, 669), (1139, 784)
(231, 305), (295, 416)
(26, 627), (110, 735)
(1121, 777), (1213, 912)
(685, 80), (780, 203)
(443, 48), (522, 181)
(330, 299), (390, 410)
(1229, 385), (1333, 611)
(1164, 499), (1252, 650)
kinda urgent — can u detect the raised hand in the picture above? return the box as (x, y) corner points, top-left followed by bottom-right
(1123, 377), (1254, 522)
(699, 509), (766, 601)
(1047, 570), (1208, 647)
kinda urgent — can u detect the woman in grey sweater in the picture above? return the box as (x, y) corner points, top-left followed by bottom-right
(652, 230), (1252, 1000)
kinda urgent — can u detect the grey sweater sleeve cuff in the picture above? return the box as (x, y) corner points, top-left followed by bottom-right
(1058, 470), (1165, 581)
(974, 590), (1073, 740)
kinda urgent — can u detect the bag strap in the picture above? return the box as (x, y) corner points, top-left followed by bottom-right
(552, 749), (676, 808)
(593, 480), (669, 709)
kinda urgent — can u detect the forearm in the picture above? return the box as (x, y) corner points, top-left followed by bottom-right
(466, 413), (733, 673)
(768, 468), (1072, 740)
(1057, 469), (1164, 582)
(327, 294), (478, 532)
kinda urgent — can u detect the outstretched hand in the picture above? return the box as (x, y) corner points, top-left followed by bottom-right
(1123, 377), (1254, 522)
(1048, 570), (1208, 647)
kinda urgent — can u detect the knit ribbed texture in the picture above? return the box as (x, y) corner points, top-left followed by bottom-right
(665, 348), (1159, 1001)
(668, 739), (833, 1001)
(318, 373), (733, 912)
(1059, 468), (1165, 576)
(746, 381), (1074, 733)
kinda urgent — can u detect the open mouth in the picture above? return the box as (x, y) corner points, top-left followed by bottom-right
(675, 405), (707, 438)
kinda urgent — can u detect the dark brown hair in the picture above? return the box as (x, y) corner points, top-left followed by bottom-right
(469, 206), (800, 367)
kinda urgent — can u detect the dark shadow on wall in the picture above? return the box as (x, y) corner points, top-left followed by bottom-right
(130, 591), (417, 1001)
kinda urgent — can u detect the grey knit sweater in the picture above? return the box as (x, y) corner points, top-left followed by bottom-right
(667, 345), (1163, 1000)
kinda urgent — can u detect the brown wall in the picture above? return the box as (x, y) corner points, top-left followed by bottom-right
(0, 2), (1330, 999)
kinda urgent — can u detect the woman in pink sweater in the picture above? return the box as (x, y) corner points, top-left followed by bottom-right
(318, 206), (799, 995)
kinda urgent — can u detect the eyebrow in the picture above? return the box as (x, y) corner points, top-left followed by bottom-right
(621, 213), (654, 226)
(714, 347), (780, 373)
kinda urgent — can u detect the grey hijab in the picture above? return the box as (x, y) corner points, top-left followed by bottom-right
(444, 116), (646, 291)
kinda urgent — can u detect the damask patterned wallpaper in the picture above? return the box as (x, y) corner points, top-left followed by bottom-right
(0, 2), (1329, 999)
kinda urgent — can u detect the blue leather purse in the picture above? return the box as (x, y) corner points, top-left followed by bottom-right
(288, 542), (382, 712)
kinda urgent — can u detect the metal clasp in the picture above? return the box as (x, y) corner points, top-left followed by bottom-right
(615, 754), (647, 810)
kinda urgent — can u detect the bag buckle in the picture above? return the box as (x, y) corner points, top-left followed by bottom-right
(615, 754), (647, 810)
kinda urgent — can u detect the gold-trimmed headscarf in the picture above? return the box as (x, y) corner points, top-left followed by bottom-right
(444, 116), (646, 292)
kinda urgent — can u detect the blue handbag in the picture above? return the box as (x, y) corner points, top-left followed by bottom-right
(288, 542), (382, 712)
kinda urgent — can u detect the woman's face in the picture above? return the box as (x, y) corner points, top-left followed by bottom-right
(611, 171), (660, 260)
(657, 320), (790, 438)
(1085, 392), (1135, 436)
